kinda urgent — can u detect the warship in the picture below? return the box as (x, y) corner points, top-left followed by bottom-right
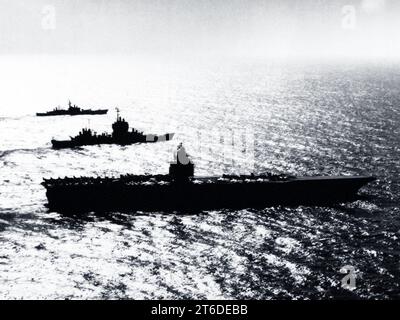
(42, 144), (376, 213)
(36, 101), (108, 117)
(51, 110), (174, 149)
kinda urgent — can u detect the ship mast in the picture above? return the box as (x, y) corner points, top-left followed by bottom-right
(115, 107), (120, 120)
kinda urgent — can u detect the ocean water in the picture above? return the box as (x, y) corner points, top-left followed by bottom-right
(0, 56), (399, 299)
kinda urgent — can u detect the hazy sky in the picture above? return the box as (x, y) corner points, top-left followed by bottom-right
(0, 0), (399, 59)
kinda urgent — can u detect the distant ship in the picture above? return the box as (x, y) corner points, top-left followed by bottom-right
(51, 110), (174, 149)
(42, 144), (376, 213)
(36, 101), (108, 117)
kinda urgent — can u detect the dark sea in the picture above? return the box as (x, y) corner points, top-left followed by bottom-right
(0, 56), (399, 299)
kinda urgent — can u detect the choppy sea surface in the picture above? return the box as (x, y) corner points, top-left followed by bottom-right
(0, 57), (399, 299)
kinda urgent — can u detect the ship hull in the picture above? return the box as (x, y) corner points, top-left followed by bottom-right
(43, 176), (375, 213)
(51, 133), (174, 149)
(36, 109), (108, 116)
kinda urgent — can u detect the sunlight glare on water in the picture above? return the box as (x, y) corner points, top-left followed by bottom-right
(0, 56), (400, 299)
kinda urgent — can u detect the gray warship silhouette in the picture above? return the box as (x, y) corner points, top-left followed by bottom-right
(37, 100), (108, 117)
(51, 109), (174, 149)
(42, 144), (376, 213)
